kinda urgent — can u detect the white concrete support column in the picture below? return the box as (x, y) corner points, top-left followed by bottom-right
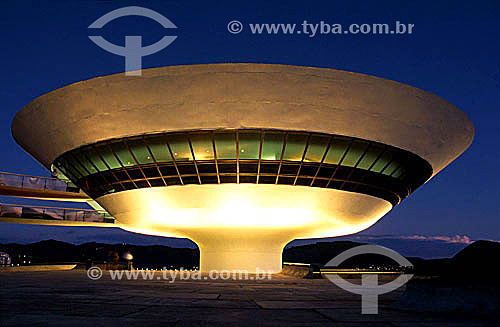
(194, 232), (288, 273)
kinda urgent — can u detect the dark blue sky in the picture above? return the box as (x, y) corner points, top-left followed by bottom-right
(1, 0), (499, 245)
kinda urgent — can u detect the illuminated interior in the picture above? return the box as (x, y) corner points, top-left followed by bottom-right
(53, 129), (432, 205)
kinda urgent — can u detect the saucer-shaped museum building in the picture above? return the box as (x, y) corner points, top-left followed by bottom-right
(12, 64), (474, 272)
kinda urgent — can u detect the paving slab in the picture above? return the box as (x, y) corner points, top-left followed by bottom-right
(0, 270), (494, 326)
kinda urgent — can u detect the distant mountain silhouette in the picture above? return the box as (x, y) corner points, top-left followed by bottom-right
(408, 240), (500, 280)
(452, 239), (500, 265)
(283, 241), (364, 265)
(283, 241), (407, 268)
(285, 240), (500, 274)
(0, 239), (198, 269)
(2, 239), (499, 275)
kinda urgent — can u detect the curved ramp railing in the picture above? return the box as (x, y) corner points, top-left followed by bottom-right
(0, 171), (90, 202)
(0, 171), (80, 193)
(0, 203), (114, 224)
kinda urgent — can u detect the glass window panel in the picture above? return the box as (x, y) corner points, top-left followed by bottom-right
(383, 160), (400, 176)
(220, 176), (237, 184)
(299, 164), (317, 177)
(66, 154), (90, 177)
(197, 163), (216, 174)
(189, 133), (214, 160)
(128, 169), (143, 179)
(142, 167), (160, 178)
(280, 164), (299, 175)
(110, 141), (135, 167)
(127, 139), (154, 164)
(342, 141), (369, 167)
(74, 149), (98, 174)
(260, 162), (279, 174)
(146, 136), (172, 162)
(357, 144), (385, 170)
(182, 176), (199, 185)
(167, 134), (193, 161)
(65, 170), (80, 183)
(324, 137), (351, 165)
(283, 133), (308, 161)
(61, 156), (84, 179)
(115, 171), (128, 180)
(214, 132), (236, 159)
(135, 181), (149, 188)
(371, 150), (393, 173)
(218, 163), (236, 173)
(159, 165), (178, 176)
(238, 132), (260, 159)
(304, 135), (329, 162)
(296, 177), (312, 186)
(262, 132), (284, 160)
(165, 176), (182, 185)
(239, 175), (257, 183)
(83, 147), (107, 172)
(58, 157), (82, 180)
(53, 161), (70, 180)
(392, 167), (405, 179)
(95, 144), (121, 169)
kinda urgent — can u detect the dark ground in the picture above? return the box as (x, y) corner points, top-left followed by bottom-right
(0, 270), (493, 327)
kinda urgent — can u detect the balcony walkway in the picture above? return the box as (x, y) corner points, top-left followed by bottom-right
(0, 172), (113, 227)
(0, 171), (90, 202)
(0, 203), (114, 226)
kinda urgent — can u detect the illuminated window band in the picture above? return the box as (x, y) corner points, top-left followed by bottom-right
(53, 129), (432, 205)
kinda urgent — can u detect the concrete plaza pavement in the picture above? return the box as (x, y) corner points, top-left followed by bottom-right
(0, 270), (492, 326)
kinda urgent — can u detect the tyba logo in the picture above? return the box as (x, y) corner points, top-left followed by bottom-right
(88, 6), (177, 76)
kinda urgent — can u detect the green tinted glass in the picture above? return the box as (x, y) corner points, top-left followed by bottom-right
(67, 156), (87, 178)
(383, 160), (400, 176)
(110, 141), (135, 167)
(342, 141), (369, 167)
(190, 133), (214, 160)
(127, 139), (153, 164)
(146, 135), (172, 162)
(324, 137), (351, 164)
(371, 150), (393, 173)
(167, 134), (193, 161)
(392, 167), (405, 179)
(54, 160), (71, 179)
(94, 144), (121, 169)
(61, 165), (79, 181)
(304, 135), (329, 162)
(262, 132), (284, 160)
(357, 144), (385, 170)
(74, 149), (97, 174)
(58, 157), (82, 179)
(214, 132), (236, 159)
(67, 154), (90, 177)
(238, 132), (260, 159)
(283, 133), (308, 161)
(83, 147), (107, 172)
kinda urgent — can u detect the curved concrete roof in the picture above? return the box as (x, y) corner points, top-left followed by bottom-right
(12, 63), (474, 177)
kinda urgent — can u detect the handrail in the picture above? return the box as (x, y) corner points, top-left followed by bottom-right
(0, 171), (80, 194)
(0, 203), (106, 213)
(0, 203), (113, 223)
(0, 171), (60, 180)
